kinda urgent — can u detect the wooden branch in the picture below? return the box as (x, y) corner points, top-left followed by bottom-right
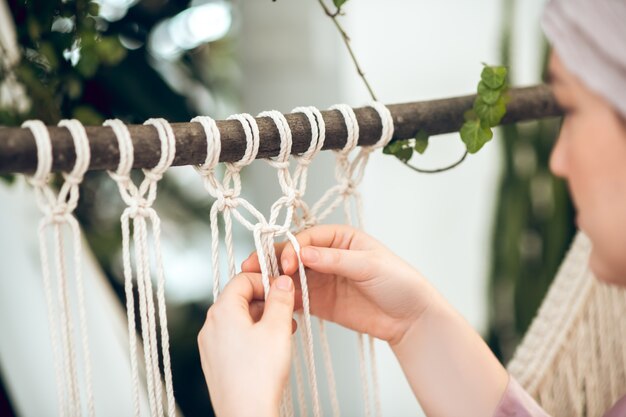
(0, 84), (561, 174)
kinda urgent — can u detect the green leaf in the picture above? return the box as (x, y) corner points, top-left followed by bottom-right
(39, 42), (59, 70)
(73, 105), (103, 125)
(463, 109), (477, 121)
(383, 139), (414, 162)
(96, 36), (127, 66)
(333, 0), (348, 9)
(477, 80), (502, 105)
(0, 174), (15, 185)
(414, 130), (429, 154)
(88, 2), (100, 16)
(474, 95), (507, 127)
(480, 65), (507, 90)
(76, 48), (99, 78)
(394, 146), (413, 162)
(460, 119), (493, 154)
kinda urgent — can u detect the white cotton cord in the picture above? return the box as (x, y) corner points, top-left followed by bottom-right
(258, 109), (328, 417)
(192, 116), (221, 173)
(24, 120), (68, 417)
(109, 118), (177, 417)
(290, 106), (342, 417)
(193, 111), (325, 417)
(24, 119), (95, 417)
(318, 318), (341, 417)
(329, 104), (359, 155)
(191, 116), (222, 301)
(287, 233), (322, 417)
(104, 119), (135, 190)
(357, 333), (372, 417)
(56, 119), (95, 417)
(369, 335), (382, 417)
(307, 103), (394, 417)
(367, 102), (394, 150)
(227, 113), (260, 168)
(143, 118), (177, 417)
(195, 113), (264, 303)
(105, 119), (141, 417)
(291, 331), (309, 417)
(288, 106), (326, 230)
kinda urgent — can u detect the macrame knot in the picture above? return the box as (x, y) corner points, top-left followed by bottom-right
(127, 197), (152, 219)
(283, 188), (303, 207)
(215, 189), (238, 210)
(45, 203), (72, 224)
(340, 179), (357, 196)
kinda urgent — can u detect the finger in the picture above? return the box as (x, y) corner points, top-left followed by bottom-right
(260, 275), (295, 334)
(299, 245), (376, 281)
(280, 224), (360, 275)
(218, 273), (267, 318)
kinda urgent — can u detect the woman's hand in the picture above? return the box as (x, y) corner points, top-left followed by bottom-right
(241, 224), (435, 345)
(243, 225), (509, 417)
(198, 273), (295, 417)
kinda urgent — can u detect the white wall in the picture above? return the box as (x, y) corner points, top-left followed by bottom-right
(0, 0), (548, 416)
(236, 0), (546, 415)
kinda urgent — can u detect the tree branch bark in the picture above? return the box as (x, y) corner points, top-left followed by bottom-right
(0, 84), (561, 174)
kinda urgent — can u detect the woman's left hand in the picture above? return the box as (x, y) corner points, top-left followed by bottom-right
(198, 273), (296, 417)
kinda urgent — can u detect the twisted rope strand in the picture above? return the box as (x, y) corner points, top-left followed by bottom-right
(24, 118), (95, 417)
(308, 103), (393, 417)
(108, 118), (177, 417)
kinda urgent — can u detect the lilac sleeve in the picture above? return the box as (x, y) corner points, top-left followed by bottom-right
(492, 376), (551, 417)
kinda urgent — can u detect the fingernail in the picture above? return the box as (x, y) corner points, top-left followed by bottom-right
(281, 256), (291, 271)
(301, 247), (319, 263)
(275, 276), (293, 291)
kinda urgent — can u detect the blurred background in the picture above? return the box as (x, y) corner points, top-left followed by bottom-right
(0, 0), (574, 415)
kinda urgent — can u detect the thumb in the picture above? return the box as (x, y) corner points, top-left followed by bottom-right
(300, 245), (374, 281)
(261, 275), (295, 333)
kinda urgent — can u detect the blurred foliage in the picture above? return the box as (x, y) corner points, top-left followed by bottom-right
(1, 0), (243, 415)
(486, 0), (576, 362)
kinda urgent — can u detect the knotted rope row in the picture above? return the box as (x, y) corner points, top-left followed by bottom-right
(24, 119), (95, 417)
(307, 102), (394, 417)
(287, 106), (341, 417)
(193, 110), (327, 417)
(106, 118), (177, 417)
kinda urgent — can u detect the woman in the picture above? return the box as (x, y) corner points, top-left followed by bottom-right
(196, 0), (626, 415)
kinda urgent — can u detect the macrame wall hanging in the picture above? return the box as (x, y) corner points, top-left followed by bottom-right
(17, 87), (625, 417)
(21, 101), (392, 417)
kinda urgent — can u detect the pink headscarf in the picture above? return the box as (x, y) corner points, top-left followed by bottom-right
(542, 0), (626, 117)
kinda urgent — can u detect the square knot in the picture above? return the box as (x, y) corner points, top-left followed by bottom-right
(340, 180), (356, 196)
(128, 198), (151, 218)
(283, 189), (303, 206)
(215, 189), (238, 210)
(45, 203), (71, 224)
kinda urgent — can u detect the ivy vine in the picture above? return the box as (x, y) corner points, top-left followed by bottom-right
(384, 64), (509, 164)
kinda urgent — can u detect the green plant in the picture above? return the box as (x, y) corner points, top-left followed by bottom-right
(383, 64), (510, 163)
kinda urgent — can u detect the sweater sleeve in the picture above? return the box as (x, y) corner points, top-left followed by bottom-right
(492, 375), (551, 417)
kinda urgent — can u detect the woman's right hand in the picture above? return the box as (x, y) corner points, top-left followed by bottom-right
(241, 224), (437, 345)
